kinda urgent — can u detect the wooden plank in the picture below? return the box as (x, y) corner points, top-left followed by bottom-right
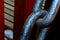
(4, 13), (14, 22)
(5, 20), (13, 29)
(4, 3), (14, 11)
(4, 8), (14, 16)
(10, 0), (14, 2)
(4, 0), (14, 6)
(4, 0), (14, 39)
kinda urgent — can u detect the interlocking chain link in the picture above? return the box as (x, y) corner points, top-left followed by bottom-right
(19, 0), (59, 40)
(19, 0), (46, 40)
(36, 0), (60, 40)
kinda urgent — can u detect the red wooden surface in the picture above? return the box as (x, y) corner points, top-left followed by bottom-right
(0, 0), (4, 40)
(14, 0), (34, 40)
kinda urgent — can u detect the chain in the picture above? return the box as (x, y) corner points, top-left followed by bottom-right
(19, 0), (59, 40)
(36, 0), (59, 40)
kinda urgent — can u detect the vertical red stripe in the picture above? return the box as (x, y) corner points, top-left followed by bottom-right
(14, 0), (34, 40)
(24, 0), (34, 21)
(14, 0), (25, 40)
(0, 0), (4, 40)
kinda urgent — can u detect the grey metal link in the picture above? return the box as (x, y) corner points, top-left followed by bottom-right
(19, 0), (47, 40)
(19, 10), (47, 40)
(36, 0), (59, 27)
(36, 0), (60, 40)
(19, 0), (60, 40)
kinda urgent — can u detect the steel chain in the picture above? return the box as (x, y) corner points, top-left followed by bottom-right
(19, 0), (59, 40)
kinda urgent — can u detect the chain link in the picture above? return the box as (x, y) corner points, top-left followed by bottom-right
(19, 0), (59, 40)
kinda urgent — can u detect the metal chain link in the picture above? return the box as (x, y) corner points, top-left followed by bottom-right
(19, 0), (59, 40)
(36, 0), (59, 40)
(19, 0), (47, 40)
